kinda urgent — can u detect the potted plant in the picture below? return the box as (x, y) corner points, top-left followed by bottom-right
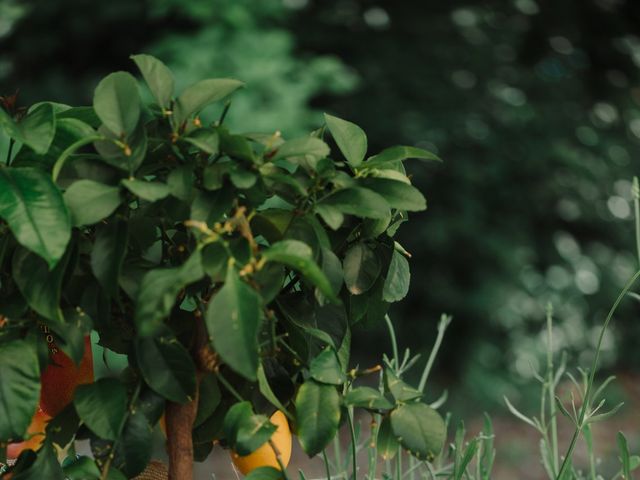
(0, 54), (443, 479)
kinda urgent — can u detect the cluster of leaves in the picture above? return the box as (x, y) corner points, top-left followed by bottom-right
(0, 55), (442, 478)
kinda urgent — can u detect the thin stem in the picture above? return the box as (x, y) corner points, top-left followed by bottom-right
(556, 269), (640, 479)
(384, 314), (399, 368)
(546, 304), (559, 476)
(633, 177), (640, 267)
(6, 139), (14, 166)
(396, 445), (402, 480)
(346, 408), (358, 480)
(418, 314), (451, 392)
(268, 439), (292, 480)
(322, 450), (332, 480)
(216, 370), (244, 402)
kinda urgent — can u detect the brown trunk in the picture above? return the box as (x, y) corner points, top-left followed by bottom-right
(165, 381), (199, 480)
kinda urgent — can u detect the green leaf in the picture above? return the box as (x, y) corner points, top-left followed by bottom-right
(364, 145), (441, 168)
(183, 128), (219, 155)
(272, 137), (330, 160)
(262, 239), (338, 303)
(223, 401), (277, 456)
(74, 378), (128, 440)
(618, 431), (631, 479)
(309, 347), (346, 385)
(383, 251), (410, 302)
(63, 180), (122, 227)
(315, 204), (344, 230)
(194, 374), (221, 427)
(13, 247), (68, 322)
(343, 242), (381, 295)
(121, 179), (170, 202)
(385, 369), (422, 402)
(0, 340), (41, 440)
(130, 54), (175, 109)
(257, 364), (290, 419)
(135, 334), (197, 403)
(390, 403), (446, 461)
(93, 71), (141, 136)
(113, 409), (153, 477)
(134, 251), (205, 337)
(324, 113), (367, 167)
(245, 467), (283, 480)
(167, 165), (194, 201)
(91, 219), (128, 298)
(62, 456), (101, 480)
(295, 380), (340, 456)
(320, 187), (390, 219)
(206, 267), (262, 380)
(0, 103), (56, 155)
(359, 178), (426, 212)
(12, 118), (95, 171)
(343, 387), (393, 410)
(0, 167), (70, 268)
(12, 441), (64, 480)
(174, 78), (244, 125)
(377, 415), (399, 460)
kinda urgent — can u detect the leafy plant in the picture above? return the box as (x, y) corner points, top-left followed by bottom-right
(0, 54), (442, 478)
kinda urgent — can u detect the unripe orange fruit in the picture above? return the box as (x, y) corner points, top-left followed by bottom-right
(39, 335), (94, 416)
(230, 410), (292, 476)
(6, 408), (50, 459)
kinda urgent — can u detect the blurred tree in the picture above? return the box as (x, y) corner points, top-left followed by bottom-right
(287, 0), (640, 407)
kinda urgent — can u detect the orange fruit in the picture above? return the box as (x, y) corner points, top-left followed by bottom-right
(6, 408), (51, 459)
(230, 410), (292, 475)
(40, 335), (94, 416)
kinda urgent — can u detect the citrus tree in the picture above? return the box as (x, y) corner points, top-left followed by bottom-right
(0, 54), (443, 479)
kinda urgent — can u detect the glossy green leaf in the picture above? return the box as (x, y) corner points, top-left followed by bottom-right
(13, 247), (68, 322)
(0, 340), (40, 440)
(12, 441), (64, 480)
(295, 380), (340, 456)
(0, 103), (56, 155)
(324, 113), (367, 167)
(194, 374), (221, 427)
(135, 251), (204, 337)
(63, 179), (122, 226)
(121, 178), (170, 202)
(113, 409), (153, 477)
(383, 250), (410, 302)
(309, 347), (346, 385)
(272, 137), (330, 160)
(257, 364), (290, 418)
(343, 387), (393, 410)
(364, 145), (441, 168)
(262, 239), (338, 303)
(223, 401), (277, 456)
(93, 71), (141, 136)
(74, 378), (128, 440)
(135, 334), (197, 403)
(183, 128), (219, 154)
(62, 456), (101, 480)
(359, 178), (426, 211)
(320, 187), (390, 219)
(245, 467), (283, 480)
(377, 415), (399, 460)
(174, 78), (244, 125)
(343, 242), (381, 295)
(130, 54), (175, 109)
(0, 167), (71, 268)
(206, 267), (262, 380)
(390, 402), (446, 461)
(385, 369), (422, 402)
(91, 219), (128, 298)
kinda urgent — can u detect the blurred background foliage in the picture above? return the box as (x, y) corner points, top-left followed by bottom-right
(3, 0), (640, 423)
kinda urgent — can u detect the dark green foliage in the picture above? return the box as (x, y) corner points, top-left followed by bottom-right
(0, 55), (439, 475)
